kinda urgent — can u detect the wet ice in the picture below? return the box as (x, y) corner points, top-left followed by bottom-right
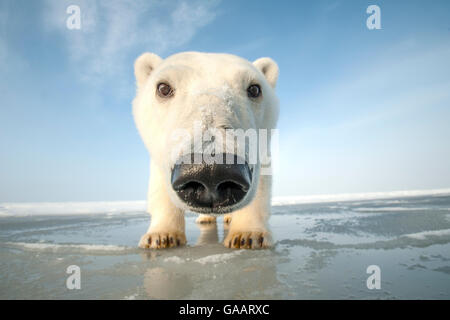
(0, 193), (450, 299)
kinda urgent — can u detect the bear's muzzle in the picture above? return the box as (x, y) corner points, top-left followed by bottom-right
(171, 153), (252, 214)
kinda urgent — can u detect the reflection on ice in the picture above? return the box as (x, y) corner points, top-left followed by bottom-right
(141, 225), (280, 299)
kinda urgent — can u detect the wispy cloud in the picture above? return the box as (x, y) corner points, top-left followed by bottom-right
(42, 0), (220, 84)
(288, 40), (450, 133)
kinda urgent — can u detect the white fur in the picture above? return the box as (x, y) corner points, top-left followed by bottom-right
(133, 52), (279, 249)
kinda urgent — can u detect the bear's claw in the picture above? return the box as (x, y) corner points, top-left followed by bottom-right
(139, 231), (186, 249)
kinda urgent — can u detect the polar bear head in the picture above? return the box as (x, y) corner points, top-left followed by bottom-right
(133, 52), (279, 214)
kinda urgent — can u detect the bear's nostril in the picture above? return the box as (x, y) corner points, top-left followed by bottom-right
(215, 181), (247, 206)
(179, 181), (205, 193)
(179, 181), (207, 198)
(217, 181), (246, 194)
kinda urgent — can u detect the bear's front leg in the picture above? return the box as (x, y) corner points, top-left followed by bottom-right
(224, 175), (272, 249)
(195, 214), (217, 224)
(139, 161), (186, 249)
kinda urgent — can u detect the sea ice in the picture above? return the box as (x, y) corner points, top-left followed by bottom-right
(1, 190), (449, 299)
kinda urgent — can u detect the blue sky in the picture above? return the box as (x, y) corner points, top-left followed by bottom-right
(0, 0), (449, 202)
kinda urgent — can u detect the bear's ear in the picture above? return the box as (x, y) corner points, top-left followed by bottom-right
(134, 52), (163, 88)
(253, 57), (279, 89)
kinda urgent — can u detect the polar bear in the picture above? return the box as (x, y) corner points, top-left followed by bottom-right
(133, 52), (279, 249)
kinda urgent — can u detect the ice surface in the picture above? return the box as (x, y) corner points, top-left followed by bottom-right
(1, 188), (449, 217)
(1, 191), (450, 299)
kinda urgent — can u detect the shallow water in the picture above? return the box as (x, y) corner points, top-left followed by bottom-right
(1, 195), (450, 299)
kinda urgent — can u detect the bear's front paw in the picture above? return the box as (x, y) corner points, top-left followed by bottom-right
(224, 230), (272, 249)
(223, 214), (232, 224)
(139, 231), (186, 249)
(195, 214), (217, 224)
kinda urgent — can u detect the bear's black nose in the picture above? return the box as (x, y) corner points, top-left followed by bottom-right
(171, 154), (252, 213)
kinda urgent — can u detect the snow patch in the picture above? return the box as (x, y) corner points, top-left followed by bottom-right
(403, 229), (450, 240)
(272, 188), (450, 206)
(163, 256), (185, 264)
(195, 250), (244, 265)
(353, 207), (432, 212)
(2, 241), (131, 252)
(0, 201), (146, 217)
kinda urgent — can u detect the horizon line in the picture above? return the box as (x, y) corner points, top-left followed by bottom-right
(1, 187), (449, 206)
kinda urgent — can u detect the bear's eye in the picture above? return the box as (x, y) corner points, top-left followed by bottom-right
(157, 83), (174, 98)
(247, 84), (261, 98)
